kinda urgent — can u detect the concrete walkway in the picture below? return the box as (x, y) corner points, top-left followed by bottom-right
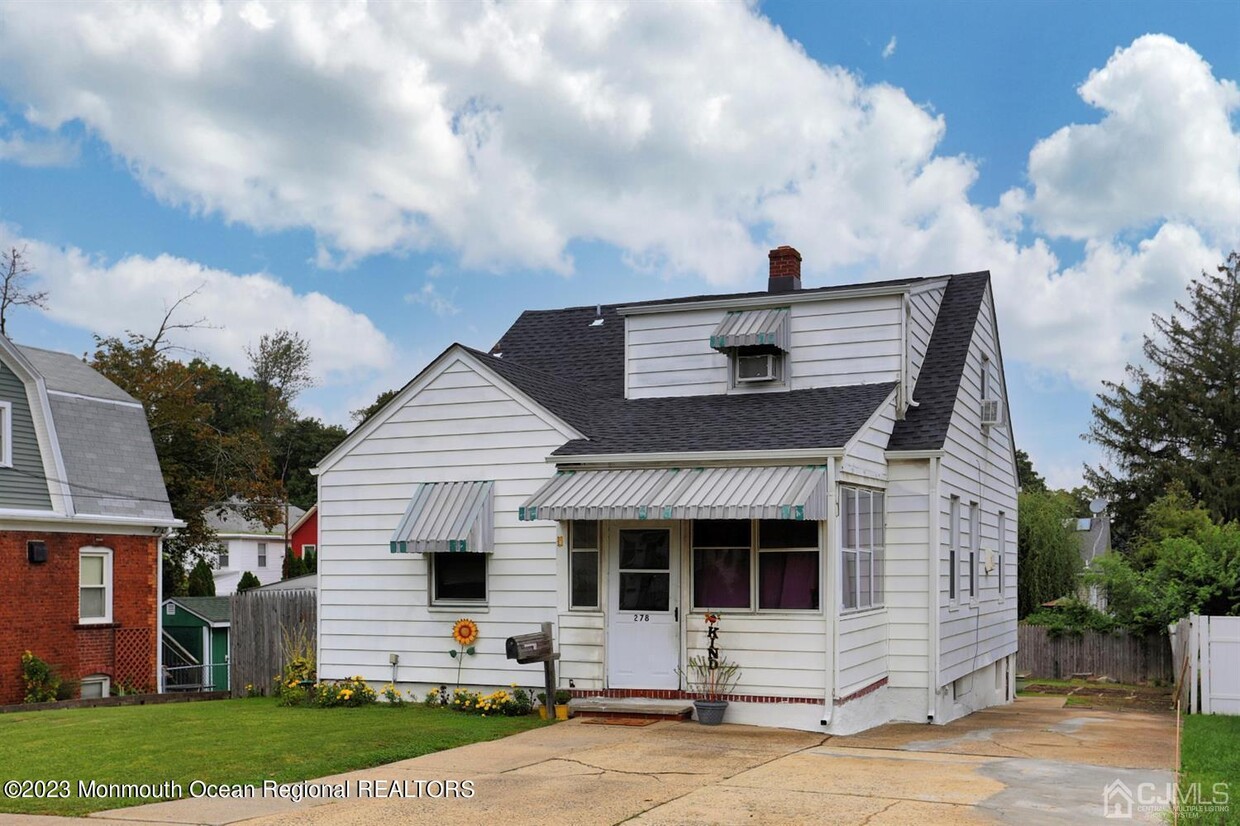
(0, 697), (1177, 825)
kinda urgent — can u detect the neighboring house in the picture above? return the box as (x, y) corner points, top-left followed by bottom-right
(0, 336), (179, 704)
(162, 596), (230, 691)
(256, 573), (316, 592)
(1073, 516), (1111, 610)
(314, 246), (1019, 734)
(204, 502), (304, 594)
(289, 504), (317, 560)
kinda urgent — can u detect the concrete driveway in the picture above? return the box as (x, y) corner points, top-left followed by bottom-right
(2, 697), (1176, 825)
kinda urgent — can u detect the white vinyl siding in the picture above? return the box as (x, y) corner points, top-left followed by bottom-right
(936, 283), (1019, 687)
(843, 391), (898, 481)
(317, 356), (569, 687)
(883, 460), (931, 690)
(907, 285), (946, 396)
(626, 294), (906, 399)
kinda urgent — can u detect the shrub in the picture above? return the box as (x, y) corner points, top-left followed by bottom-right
(452, 686), (533, 716)
(312, 676), (377, 708)
(423, 685), (449, 708)
(187, 558), (216, 597)
(381, 683), (405, 705)
(237, 571), (262, 592)
(1023, 599), (1119, 638)
(21, 651), (61, 703)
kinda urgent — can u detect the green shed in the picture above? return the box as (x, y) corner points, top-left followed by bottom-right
(162, 596), (231, 691)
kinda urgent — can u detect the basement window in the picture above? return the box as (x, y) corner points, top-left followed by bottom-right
(80, 675), (110, 699)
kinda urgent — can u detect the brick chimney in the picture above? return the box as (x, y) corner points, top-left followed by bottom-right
(768, 246), (802, 293)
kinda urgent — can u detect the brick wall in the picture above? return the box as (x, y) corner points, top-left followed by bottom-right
(0, 530), (158, 704)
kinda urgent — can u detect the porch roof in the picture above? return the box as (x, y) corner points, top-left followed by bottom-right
(389, 480), (494, 553)
(518, 465), (828, 522)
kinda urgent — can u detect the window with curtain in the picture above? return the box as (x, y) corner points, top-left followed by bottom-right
(692, 520), (751, 609)
(691, 519), (821, 612)
(841, 487), (884, 611)
(758, 520), (819, 610)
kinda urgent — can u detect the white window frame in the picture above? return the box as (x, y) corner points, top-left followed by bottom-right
(0, 401), (12, 468)
(216, 546), (229, 570)
(997, 511), (1007, 601)
(967, 503), (979, 603)
(429, 552), (488, 606)
(948, 496), (960, 607)
(690, 520), (822, 614)
(257, 541), (267, 568)
(569, 520), (601, 611)
(841, 486), (884, 613)
(301, 544), (316, 557)
(78, 547), (113, 625)
(80, 674), (110, 699)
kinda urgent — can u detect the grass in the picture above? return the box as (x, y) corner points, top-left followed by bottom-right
(1178, 715), (1240, 825)
(0, 697), (545, 816)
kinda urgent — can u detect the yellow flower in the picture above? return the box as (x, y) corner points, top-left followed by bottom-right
(452, 618), (479, 646)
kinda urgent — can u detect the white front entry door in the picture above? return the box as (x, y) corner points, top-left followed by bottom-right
(607, 525), (680, 689)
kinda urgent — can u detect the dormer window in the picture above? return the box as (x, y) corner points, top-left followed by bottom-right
(710, 308), (790, 390)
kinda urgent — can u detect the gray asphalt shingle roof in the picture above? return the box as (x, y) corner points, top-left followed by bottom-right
(11, 342), (174, 522)
(168, 596), (232, 624)
(476, 271), (986, 457)
(204, 500), (305, 536)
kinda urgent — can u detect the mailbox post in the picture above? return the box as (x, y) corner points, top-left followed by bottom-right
(505, 621), (560, 718)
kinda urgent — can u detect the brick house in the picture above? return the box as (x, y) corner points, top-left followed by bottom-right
(0, 336), (178, 703)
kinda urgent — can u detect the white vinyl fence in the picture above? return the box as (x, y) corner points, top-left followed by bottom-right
(1172, 614), (1240, 714)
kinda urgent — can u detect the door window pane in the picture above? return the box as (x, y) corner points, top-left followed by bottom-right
(570, 550), (599, 608)
(618, 572), (669, 612)
(759, 551), (818, 610)
(571, 520), (599, 550)
(693, 548), (750, 608)
(618, 530), (669, 570)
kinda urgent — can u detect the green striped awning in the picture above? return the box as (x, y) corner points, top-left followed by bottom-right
(709, 307), (791, 351)
(519, 465), (828, 522)
(390, 481), (494, 553)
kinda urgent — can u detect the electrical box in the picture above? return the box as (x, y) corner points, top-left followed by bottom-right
(505, 630), (555, 664)
(27, 541), (47, 564)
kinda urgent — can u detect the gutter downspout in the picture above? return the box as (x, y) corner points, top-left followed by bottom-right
(156, 530), (165, 693)
(821, 456), (838, 727)
(927, 456), (941, 722)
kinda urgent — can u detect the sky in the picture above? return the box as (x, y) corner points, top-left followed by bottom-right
(0, 0), (1236, 490)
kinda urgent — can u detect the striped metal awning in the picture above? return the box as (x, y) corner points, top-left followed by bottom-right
(390, 480), (494, 553)
(519, 466), (828, 522)
(709, 307), (791, 351)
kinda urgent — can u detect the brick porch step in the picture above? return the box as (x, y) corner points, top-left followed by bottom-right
(571, 696), (694, 720)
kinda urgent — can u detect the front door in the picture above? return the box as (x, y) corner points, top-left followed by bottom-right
(607, 525), (680, 689)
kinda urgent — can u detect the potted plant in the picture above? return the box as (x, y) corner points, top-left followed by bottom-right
(537, 689), (573, 720)
(680, 655), (741, 725)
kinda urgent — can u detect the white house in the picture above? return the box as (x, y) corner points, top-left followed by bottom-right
(205, 503), (303, 595)
(313, 246), (1018, 734)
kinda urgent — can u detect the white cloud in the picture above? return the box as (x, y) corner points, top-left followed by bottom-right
(0, 7), (1232, 394)
(405, 281), (459, 318)
(882, 36), (897, 59)
(0, 225), (394, 384)
(0, 127), (78, 167)
(1025, 34), (1240, 241)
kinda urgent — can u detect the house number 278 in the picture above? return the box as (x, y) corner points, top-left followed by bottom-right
(632, 614), (650, 622)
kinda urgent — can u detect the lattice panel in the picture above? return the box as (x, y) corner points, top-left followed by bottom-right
(114, 627), (155, 692)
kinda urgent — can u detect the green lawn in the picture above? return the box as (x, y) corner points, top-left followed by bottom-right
(1179, 715), (1240, 825)
(0, 698), (546, 816)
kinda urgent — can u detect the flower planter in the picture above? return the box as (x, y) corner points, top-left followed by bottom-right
(555, 703), (571, 720)
(693, 699), (729, 726)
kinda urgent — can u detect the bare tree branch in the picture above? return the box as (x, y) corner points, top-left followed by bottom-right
(1, 245), (50, 337)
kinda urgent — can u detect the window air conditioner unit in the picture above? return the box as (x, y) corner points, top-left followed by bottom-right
(981, 398), (1002, 426)
(736, 353), (777, 382)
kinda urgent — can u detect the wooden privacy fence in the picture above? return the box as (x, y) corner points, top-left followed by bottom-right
(1172, 614), (1240, 714)
(229, 589), (316, 697)
(1017, 623), (1172, 684)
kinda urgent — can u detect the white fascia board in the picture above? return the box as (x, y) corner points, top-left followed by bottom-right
(314, 344), (584, 476)
(0, 509), (183, 533)
(550, 447), (844, 467)
(885, 449), (945, 460)
(0, 337), (75, 515)
(616, 282), (918, 317)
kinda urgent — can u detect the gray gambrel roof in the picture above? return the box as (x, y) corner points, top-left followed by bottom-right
(474, 271), (990, 457)
(8, 342), (175, 523)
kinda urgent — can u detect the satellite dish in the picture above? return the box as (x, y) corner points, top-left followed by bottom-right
(1089, 497), (1108, 515)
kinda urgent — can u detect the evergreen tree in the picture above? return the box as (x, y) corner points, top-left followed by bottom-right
(1015, 448), (1047, 493)
(1086, 252), (1240, 546)
(1017, 490), (1082, 617)
(237, 571), (262, 592)
(187, 559), (216, 597)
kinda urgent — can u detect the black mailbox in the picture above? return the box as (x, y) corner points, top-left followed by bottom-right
(505, 630), (554, 664)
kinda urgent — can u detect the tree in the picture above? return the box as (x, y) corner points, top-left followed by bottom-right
(273, 417), (347, 510)
(1086, 252), (1240, 546)
(237, 571), (262, 592)
(1017, 490), (1082, 618)
(246, 329), (314, 441)
(1015, 449), (1047, 493)
(351, 388), (399, 425)
(282, 550), (306, 580)
(187, 558), (216, 597)
(0, 246), (49, 336)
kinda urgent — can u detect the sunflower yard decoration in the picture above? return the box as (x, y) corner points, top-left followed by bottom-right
(449, 618), (479, 687)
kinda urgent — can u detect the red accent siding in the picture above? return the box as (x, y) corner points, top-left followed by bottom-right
(290, 507), (317, 559)
(0, 531), (158, 705)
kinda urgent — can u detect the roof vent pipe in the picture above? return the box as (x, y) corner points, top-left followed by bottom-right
(768, 246), (803, 293)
